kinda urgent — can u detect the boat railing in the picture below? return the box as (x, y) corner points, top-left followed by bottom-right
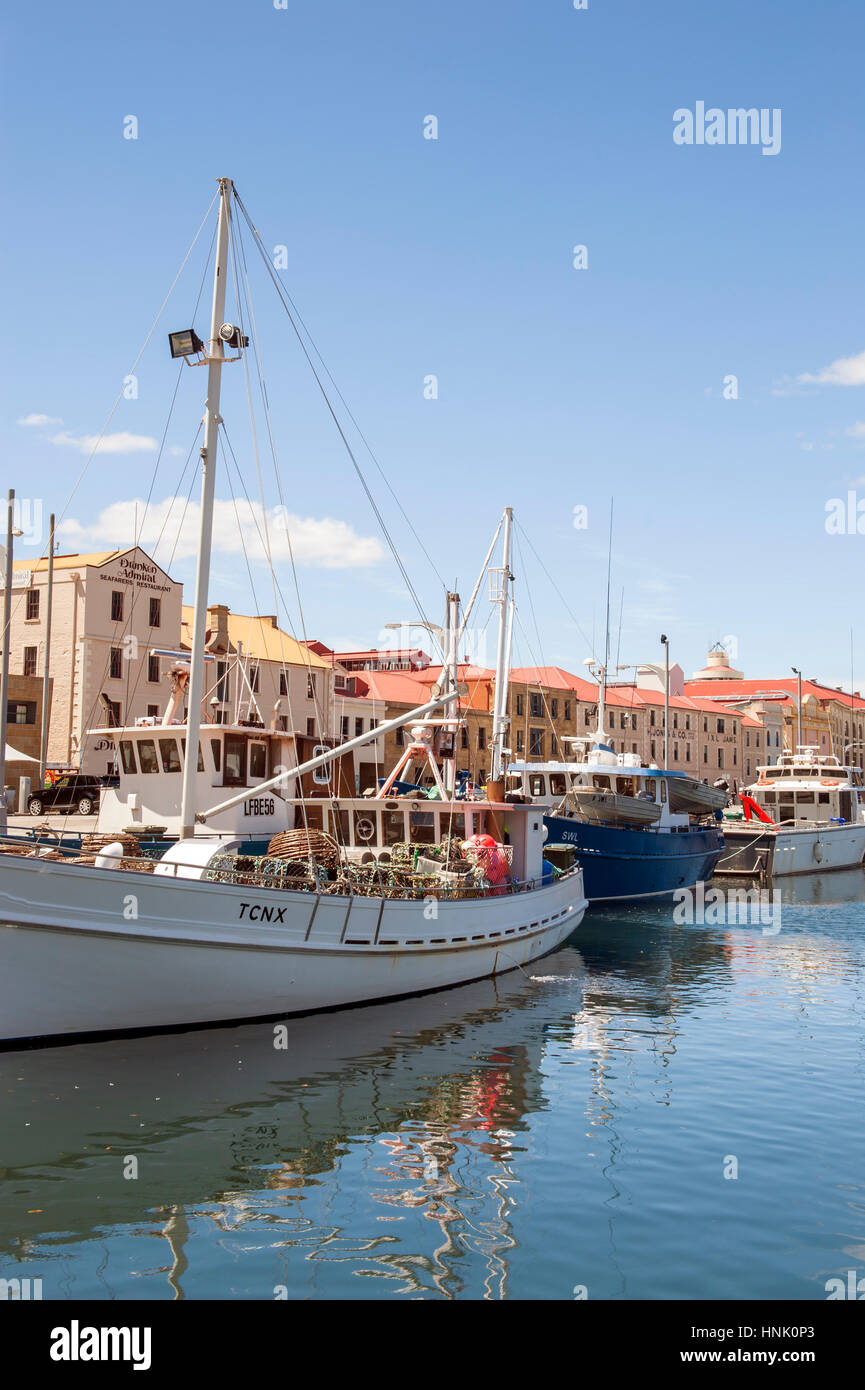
(0, 834), (578, 901)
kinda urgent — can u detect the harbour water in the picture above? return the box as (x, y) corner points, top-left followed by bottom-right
(2, 868), (865, 1302)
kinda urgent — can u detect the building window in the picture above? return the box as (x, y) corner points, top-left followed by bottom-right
(529, 728), (543, 757)
(703, 716), (708, 733)
(565, 700), (571, 721)
(106, 699), (121, 727)
(111, 591), (124, 622)
(474, 726), (485, 750)
(216, 661), (228, 703)
(516, 730), (524, 753)
(717, 718), (725, 734)
(733, 748), (737, 765)
(306, 718), (315, 737)
(551, 735), (558, 755)
(673, 744), (679, 761)
(686, 744), (691, 761)
(718, 748), (724, 768)
(307, 673), (316, 700)
(650, 740), (656, 760)
(340, 716), (349, 739)
(650, 710), (656, 727)
(395, 725), (403, 745)
(673, 713), (678, 730)
(703, 746), (708, 763)
(551, 698), (558, 718)
(249, 663), (260, 693)
(632, 742), (637, 755)
(149, 597), (161, 628)
(530, 693), (542, 718)
(355, 718), (363, 737)
(516, 693), (524, 717)
(460, 726), (468, 750)
(756, 733), (761, 747)
(23, 645), (38, 677)
(584, 708), (592, 726)
(685, 714), (690, 731)
(746, 730), (750, 747)
(279, 671), (287, 696)
(109, 647), (123, 680)
(631, 713), (637, 730)
(26, 589), (39, 620)
(148, 653), (160, 683)
(147, 704), (159, 719)
(7, 700), (36, 724)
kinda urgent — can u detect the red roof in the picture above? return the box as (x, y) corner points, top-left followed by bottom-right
(509, 665), (598, 699)
(685, 677), (865, 711)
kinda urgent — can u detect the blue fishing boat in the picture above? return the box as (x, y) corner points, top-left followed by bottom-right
(507, 667), (725, 903)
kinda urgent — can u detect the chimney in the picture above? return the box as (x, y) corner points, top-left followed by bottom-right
(206, 604), (231, 654)
(258, 614), (278, 628)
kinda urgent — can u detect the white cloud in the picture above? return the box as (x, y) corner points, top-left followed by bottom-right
(17, 412), (63, 426)
(58, 497), (385, 570)
(51, 430), (158, 455)
(846, 422), (865, 438)
(799, 350), (865, 386)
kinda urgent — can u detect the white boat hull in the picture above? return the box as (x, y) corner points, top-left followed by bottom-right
(722, 822), (865, 877)
(0, 857), (586, 1044)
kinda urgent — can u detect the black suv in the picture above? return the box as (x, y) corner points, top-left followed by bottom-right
(28, 775), (105, 817)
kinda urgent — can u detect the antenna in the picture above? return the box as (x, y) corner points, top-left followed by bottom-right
(603, 500), (613, 672)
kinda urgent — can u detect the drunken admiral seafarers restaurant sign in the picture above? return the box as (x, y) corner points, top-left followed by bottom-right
(98, 555), (173, 593)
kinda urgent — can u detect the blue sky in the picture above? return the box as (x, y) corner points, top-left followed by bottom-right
(2, 0), (864, 687)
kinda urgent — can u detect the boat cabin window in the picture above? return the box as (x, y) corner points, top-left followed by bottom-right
(550, 773), (567, 796)
(383, 809), (405, 846)
(530, 774), (546, 797)
(249, 741), (267, 779)
(224, 734), (247, 786)
(818, 792), (830, 804)
(180, 739), (205, 772)
(138, 739), (159, 774)
(796, 791), (815, 805)
(159, 738), (182, 774)
(210, 738), (221, 772)
(640, 779), (656, 799)
(119, 740), (137, 775)
(593, 775), (612, 790)
(659, 779), (667, 803)
(618, 776), (635, 796)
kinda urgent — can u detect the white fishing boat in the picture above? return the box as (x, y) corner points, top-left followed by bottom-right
(718, 748), (865, 877)
(0, 178), (586, 1046)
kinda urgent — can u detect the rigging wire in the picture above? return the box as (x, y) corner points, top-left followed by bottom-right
(231, 189), (445, 662)
(232, 190), (446, 592)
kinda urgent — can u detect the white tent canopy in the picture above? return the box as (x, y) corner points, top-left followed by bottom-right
(3, 743), (40, 763)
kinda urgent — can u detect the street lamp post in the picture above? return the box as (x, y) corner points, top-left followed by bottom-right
(660, 634), (670, 770)
(791, 667), (802, 750)
(0, 489), (24, 834)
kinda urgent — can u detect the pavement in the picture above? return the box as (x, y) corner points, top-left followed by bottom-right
(7, 813), (100, 834)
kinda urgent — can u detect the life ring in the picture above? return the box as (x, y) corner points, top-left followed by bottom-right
(820, 780), (840, 787)
(355, 816), (376, 843)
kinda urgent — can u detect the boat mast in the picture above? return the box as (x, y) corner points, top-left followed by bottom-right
(180, 177), (233, 839)
(488, 506), (513, 792)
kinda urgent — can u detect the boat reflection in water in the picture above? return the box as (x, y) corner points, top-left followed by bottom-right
(0, 920), (732, 1302)
(2, 899), (853, 1301)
